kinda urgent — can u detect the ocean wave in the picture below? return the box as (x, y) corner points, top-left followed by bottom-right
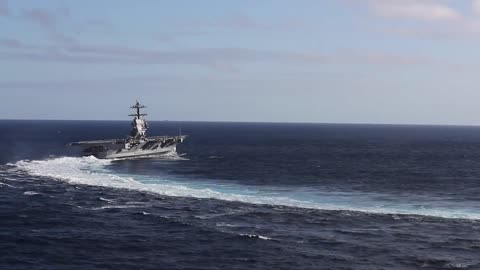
(91, 205), (145, 210)
(98, 197), (115, 203)
(239, 234), (272, 240)
(0, 182), (18, 189)
(13, 156), (480, 221)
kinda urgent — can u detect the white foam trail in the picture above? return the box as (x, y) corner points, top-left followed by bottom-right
(13, 156), (480, 221)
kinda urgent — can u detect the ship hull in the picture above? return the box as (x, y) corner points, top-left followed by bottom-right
(71, 136), (186, 159)
(95, 145), (177, 159)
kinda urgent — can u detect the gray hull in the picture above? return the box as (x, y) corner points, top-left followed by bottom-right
(71, 136), (186, 159)
(101, 145), (177, 159)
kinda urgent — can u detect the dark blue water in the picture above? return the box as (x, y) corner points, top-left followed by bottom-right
(1, 120), (480, 269)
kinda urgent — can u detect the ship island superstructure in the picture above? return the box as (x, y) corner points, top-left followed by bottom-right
(68, 101), (186, 159)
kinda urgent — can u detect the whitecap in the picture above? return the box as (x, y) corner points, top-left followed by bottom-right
(216, 222), (239, 227)
(23, 191), (40, 196)
(98, 197), (115, 203)
(239, 233), (272, 240)
(91, 205), (143, 210)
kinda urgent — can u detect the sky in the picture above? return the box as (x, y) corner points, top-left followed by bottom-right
(1, 0), (480, 124)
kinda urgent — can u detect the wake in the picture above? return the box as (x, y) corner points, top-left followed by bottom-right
(13, 156), (480, 221)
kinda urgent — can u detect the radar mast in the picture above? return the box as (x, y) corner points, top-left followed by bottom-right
(129, 100), (147, 119)
(129, 101), (149, 140)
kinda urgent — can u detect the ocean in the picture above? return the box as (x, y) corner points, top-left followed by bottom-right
(1, 120), (480, 269)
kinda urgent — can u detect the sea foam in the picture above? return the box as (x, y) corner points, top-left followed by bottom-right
(14, 156), (480, 221)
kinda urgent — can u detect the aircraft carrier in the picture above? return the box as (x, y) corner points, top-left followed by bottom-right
(68, 101), (186, 159)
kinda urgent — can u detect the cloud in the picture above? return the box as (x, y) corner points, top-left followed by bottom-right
(367, 0), (462, 22)
(0, 36), (457, 73)
(0, 46), (315, 67)
(81, 19), (115, 33)
(0, 3), (112, 44)
(355, 0), (480, 41)
(1, 2), (69, 31)
(15, 6), (77, 45)
(0, 38), (22, 48)
(344, 50), (435, 66)
(0, 75), (192, 90)
(0, 4), (82, 45)
(20, 8), (58, 30)
(473, 0), (480, 15)
(0, 38), (40, 50)
(63, 44), (296, 65)
(0, 0), (8, 16)
(182, 13), (304, 32)
(216, 14), (262, 29)
(149, 14), (305, 45)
